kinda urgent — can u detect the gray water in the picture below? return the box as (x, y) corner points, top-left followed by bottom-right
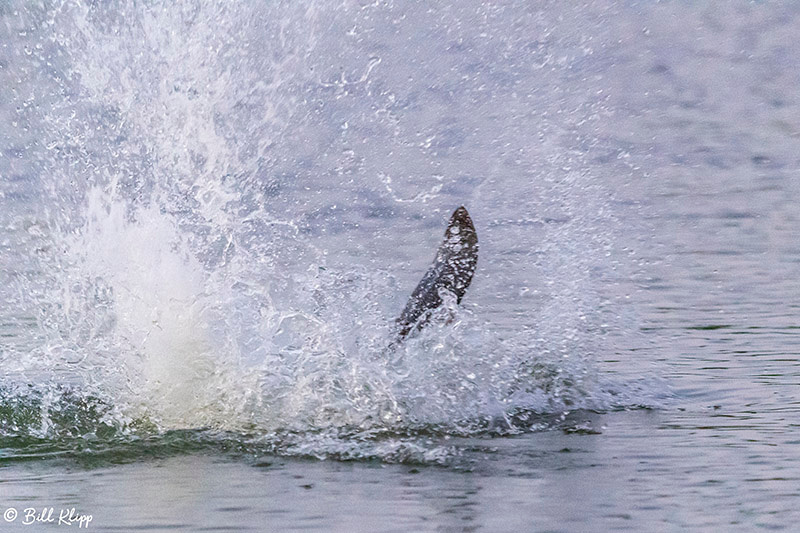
(1, 1), (799, 531)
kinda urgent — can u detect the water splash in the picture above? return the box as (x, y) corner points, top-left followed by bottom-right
(1, 0), (666, 464)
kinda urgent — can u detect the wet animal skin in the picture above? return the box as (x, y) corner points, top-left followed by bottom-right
(395, 206), (479, 339)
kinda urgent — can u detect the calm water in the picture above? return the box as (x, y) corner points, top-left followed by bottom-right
(1, 1), (799, 531)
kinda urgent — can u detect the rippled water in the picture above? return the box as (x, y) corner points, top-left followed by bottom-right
(1, 1), (799, 531)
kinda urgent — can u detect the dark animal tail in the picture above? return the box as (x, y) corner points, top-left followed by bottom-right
(394, 206), (479, 340)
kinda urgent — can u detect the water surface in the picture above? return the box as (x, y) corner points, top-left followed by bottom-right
(1, 1), (799, 531)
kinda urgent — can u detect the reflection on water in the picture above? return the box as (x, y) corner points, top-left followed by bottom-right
(2, 407), (792, 532)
